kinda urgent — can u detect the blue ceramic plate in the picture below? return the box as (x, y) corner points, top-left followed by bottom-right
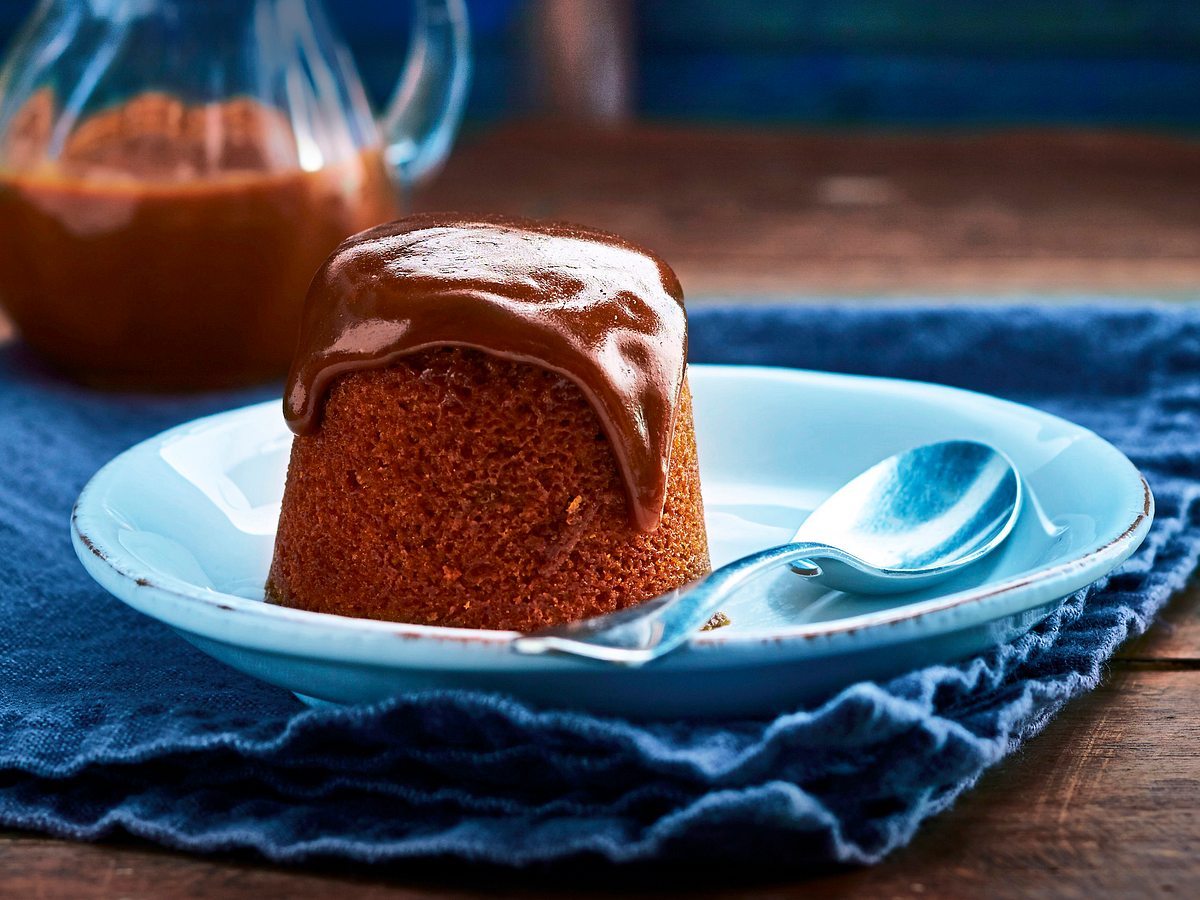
(72, 366), (1152, 719)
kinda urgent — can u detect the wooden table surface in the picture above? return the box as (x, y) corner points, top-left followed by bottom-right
(3, 124), (1199, 898)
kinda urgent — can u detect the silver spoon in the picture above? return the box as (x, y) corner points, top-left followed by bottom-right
(512, 440), (1021, 666)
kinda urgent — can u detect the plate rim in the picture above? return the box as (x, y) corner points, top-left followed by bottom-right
(71, 364), (1154, 655)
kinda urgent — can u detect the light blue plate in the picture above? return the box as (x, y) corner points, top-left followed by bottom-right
(72, 366), (1152, 719)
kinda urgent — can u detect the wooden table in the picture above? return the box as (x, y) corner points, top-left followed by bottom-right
(3, 124), (1199, 898)
(420, 123), (1200, 298)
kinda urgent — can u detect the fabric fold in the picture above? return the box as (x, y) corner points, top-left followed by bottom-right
(1, 305), (1196, 866)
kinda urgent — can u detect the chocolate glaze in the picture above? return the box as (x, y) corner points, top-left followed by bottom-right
(285, 213), (689, 532)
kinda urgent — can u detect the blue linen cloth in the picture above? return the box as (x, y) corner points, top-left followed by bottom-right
(0, 305), (1196, 867)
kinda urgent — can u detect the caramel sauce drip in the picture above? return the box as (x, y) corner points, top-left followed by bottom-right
(285, 214), (690, 532)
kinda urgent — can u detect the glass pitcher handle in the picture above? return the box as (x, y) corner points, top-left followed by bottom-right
(381, 0), (471, 191)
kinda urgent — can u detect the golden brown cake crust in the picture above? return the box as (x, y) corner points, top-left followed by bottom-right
(284, 213), (689, 532)
(266, 348), (710, 631)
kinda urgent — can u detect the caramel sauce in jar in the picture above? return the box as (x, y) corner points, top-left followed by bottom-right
(0, 93), (400, 389)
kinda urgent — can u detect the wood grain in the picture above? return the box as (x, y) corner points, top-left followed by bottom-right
(1118, 579), (1200, 664)
(418, 124), (1200, 297)
(2, 663), (1195, 899)
(810, 667), (1200, 899)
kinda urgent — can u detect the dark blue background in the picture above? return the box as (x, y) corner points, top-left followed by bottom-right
(1, 1), (1198, 128)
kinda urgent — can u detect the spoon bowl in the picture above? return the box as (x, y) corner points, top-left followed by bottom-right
(790, 440), (1022, 594)
(513, 440), (1022, 664)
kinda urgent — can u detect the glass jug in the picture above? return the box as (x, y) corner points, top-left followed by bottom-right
(0, 0), (470, 389)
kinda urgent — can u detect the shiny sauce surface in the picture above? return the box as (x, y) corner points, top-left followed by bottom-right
(286, 214), (689, 531)
(0, 92), (399, 388)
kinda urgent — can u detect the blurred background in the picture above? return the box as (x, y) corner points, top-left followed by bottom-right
(2, 0), (1197, 302)
(0, 0), (1178, 132)
(364, 1), (1197, 132)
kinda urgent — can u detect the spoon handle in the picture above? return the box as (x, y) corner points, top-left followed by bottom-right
(511, 542), (831, 665)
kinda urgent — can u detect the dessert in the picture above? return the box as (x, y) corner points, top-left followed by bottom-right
(266, 214), (710, 631)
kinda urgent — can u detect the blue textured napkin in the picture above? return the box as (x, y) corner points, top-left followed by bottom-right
(1, 305), (1196, 867)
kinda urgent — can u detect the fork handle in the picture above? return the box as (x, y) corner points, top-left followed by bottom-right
(511, 541), (832, 665)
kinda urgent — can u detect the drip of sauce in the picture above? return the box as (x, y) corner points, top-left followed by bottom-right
(285, 214), (689, 532)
